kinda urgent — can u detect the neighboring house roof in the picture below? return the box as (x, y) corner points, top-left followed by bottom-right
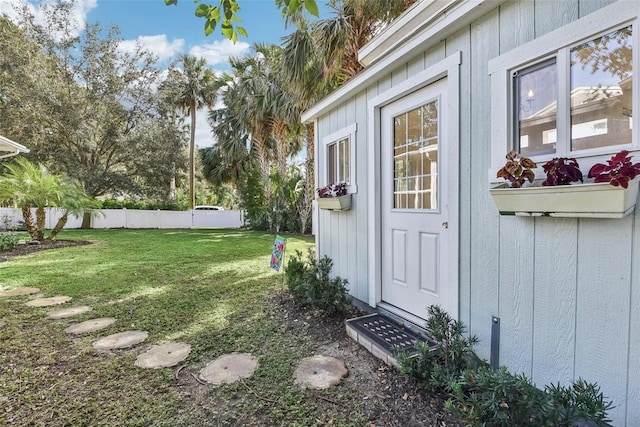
(0, 134), (29, 159)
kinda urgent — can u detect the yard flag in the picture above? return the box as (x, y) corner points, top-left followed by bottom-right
(270, 234), (286, 272)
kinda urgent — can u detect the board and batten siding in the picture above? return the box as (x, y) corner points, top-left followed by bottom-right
(314, 0), (636, 424)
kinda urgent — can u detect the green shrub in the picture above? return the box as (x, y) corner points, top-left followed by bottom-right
(284, 250), (352, 316)
(394, 305), (480, 390)
(0, 231), (21, 251)
(445, 368), (614, 426)
(545, 379), (614, 426)
(284, 249), (309, 301)
(446, 366), (550, 426)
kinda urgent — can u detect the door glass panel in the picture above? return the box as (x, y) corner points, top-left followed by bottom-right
(392, 99), (439, 210)
(570, 26), (633, 151)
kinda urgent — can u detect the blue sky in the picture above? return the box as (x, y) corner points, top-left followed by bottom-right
(1, 0), (328, 147)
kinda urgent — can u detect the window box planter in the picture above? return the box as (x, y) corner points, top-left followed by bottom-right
(490, 179), (639, 218)
(317, 194), (352, 211)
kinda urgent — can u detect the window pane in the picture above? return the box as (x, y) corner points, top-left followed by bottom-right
(515, 60), (557, 156)
(392, 99), (439, 210)
(328, 143), (336, 183)
(570, 26), (632, 151)
(338, 138), (350, 183)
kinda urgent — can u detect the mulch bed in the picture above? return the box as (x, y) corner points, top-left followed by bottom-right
(0, 239), (93, 262)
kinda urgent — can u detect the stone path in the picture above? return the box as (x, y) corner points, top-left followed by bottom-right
(199, 352), (258, 385)
(135, 342), (192, 369)
(64, 317), (116, 334)
(294, 355), (349, 389)
(25, 296), (72, 307)
(93, 330), (149, 350)
(0, 287), (40, 297)
(47, 306), (92, 319)
(1, 286), (350, 391)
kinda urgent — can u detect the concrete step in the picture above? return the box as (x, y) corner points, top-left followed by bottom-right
(345, 313), (435, 367)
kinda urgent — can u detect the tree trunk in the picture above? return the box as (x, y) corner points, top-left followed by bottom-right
(48, 213), (68, 240)
(21, 204), (37, 240)
(189, 100), (197, 210)
(35, 206), (46, 241)
(81, 211), (92, 229)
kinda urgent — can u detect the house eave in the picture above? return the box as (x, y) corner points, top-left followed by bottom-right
(301, 0), (504, 123)
(0, 135), (30, 159)
(358, 0), (460, 68)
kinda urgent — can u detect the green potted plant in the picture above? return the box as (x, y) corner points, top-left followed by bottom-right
(316, 182), (352, 211)
(490, 151), (640, 218)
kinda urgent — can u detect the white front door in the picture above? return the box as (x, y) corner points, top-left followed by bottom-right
(380, 78), (457, 321)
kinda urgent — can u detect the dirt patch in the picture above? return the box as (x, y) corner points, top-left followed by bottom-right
(0, 239), (93, 262)
(268, 292), (463, 426)
(175, 291), (464, 426)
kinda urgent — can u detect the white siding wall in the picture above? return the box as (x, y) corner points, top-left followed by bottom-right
(315, 0), (640, 424)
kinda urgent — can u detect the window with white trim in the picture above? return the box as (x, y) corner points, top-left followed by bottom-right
(323, 123), (357, 192)
(489, 3), (638, 181)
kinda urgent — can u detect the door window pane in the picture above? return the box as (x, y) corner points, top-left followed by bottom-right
(570, 26), (633, 151)
(514, 60), (557, 156)
(392, 99), (439, 210)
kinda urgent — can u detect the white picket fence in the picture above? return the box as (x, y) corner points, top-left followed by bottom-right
(0, 207), (245, 230)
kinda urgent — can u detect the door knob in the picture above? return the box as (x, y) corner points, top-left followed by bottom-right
(442, 222), (448, 229)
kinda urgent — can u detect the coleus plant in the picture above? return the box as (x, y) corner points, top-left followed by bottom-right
(316, 182), (348, 198)
(496, 150), (537, 188)
(588, 150), (640, 189)
(542, 157), (583, 186)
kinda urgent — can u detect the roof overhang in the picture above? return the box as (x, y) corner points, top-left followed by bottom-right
(0, 134), (30, 159)
(358, 0), (459, 67)
(301, 0), (504, 123)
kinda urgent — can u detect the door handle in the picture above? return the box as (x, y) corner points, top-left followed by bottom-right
(442, 222), (448, 229)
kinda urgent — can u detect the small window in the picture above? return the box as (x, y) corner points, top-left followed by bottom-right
(513, 59), (557, 156)
(570, 26), (632, 151)
(509, 24), (633, 159)
(322, 124), (357, 192)
(490, 3), (638, 180)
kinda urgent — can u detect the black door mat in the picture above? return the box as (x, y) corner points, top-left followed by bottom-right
(346, 314), (435, 356)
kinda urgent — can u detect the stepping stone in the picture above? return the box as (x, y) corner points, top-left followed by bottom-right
(47, 305), (92, 319)
(93, 330), (148, 350)
(135, 342), (191, 369)
(294, 355), (349, 390)
(0, 287), (40, 297)
(64, 317), (116, 335)
(199, 352), (258, 385)
(25, 296), (71, 307)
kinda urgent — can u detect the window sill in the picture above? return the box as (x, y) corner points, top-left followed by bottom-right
(490, 179), (639, 218)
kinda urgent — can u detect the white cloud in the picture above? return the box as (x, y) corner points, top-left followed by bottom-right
(1, 0), (96, 38)
(189, 39), (250, 67)
(119, 35), (185, 62)
(195, 108), (216, 148)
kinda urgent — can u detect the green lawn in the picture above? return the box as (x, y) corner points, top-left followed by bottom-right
(0, 229), (375, 426)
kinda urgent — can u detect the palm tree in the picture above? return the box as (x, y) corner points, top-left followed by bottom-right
(208, 44), (304, 231)
(280, 0), (417, 221)
(173, 54), (218, 209)
(0, 158), (95, 241)
(48, 180), (100, 240)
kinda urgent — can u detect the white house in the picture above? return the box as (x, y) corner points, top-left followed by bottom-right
(0, 134), (29, 159)
(302, 0), (640, 424)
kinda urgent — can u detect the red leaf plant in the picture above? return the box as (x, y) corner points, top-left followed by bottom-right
(542, 157), (583, 186)
(316, 182), (347, 198)
(588, 150), (640, 189)
(496, 151), (537, 188)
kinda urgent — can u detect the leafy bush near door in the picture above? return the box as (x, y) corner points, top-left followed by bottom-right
(394, 305), (614, 426)
(284, 249), (352, 316)
(394, 305), (480, 389)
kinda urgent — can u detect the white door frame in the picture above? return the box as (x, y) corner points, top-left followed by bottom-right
(367, 51), (461, 319)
